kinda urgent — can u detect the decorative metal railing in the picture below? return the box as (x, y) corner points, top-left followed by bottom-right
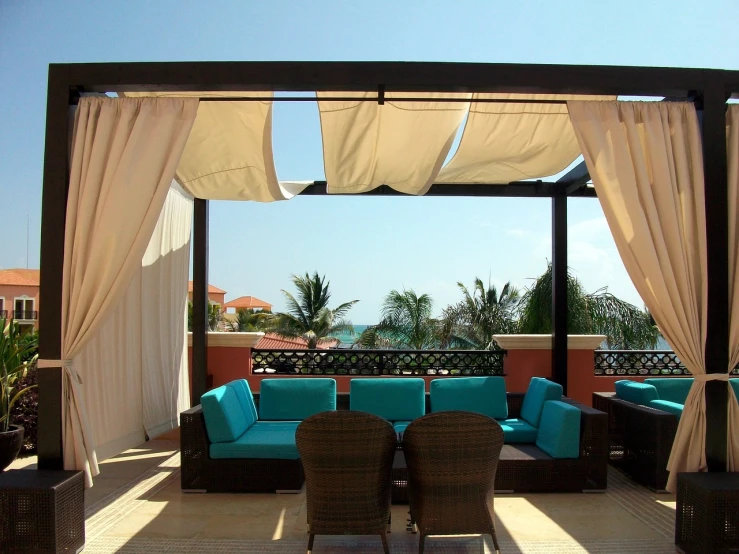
(251, 349), (506, 376)
(595, 350), (739, 376)
(13, 310), (38, 320)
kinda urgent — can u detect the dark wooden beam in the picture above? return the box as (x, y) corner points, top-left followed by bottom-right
(59, 61), (732, 97)
(700, 71), (729, 472)
(37, 65), (70, 470)
(552, 186), (568, 394)
(298, 181), (598, 198)
(558, 160), (591, 196)
(191, 199), (209, 405)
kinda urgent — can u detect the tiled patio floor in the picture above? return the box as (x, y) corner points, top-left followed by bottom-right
(9, 439), (678, 553)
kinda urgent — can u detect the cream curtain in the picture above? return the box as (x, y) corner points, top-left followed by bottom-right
(318, 92), (471, 195)
(567, 101), (711, 492)
(727, 105), (739, 471)
(123, 92), (294, 202)
(437, 94), (614, 183)
(59, 97), (197, 485)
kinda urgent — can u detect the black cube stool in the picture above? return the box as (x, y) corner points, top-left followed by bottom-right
(676, 472), (739, 554)
(0, 470), (85, 553)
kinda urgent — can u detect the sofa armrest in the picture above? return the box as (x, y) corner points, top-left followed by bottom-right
(561, 398), (609, 489)
(506, 393), (526, 419)
(180, 405), (210, 489)
(610, 397), (678, 460)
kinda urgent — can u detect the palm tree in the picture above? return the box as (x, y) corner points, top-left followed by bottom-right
(270, 272), (358, 349)
(518, 263), (659, 349)
(187, 301), (224, 332)
(441, 279), (520, 350)
(358, 289), (438, 349)
(226, 308), (274, 332)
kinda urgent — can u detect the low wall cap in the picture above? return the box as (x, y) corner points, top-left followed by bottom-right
(492, 334), (606, 350)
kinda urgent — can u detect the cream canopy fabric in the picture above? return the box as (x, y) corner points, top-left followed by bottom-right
(568, 100), (711, 492)
(727, 104), (739, 471)
(437, 94), (614, 183)
(318, 92), (471, 195)
(124, 92), (297, 202)
(58, 96), (197, 485)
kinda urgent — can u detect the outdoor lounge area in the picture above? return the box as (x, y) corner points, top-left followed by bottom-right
(3, 60), (738, 554)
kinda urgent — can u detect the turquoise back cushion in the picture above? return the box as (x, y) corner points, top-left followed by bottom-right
(615, 381), (658, 406)
(645, 378), (694, 405)
(259, 378), (336, 420)
(226, 379), (258, 427)
(430, 377), (508, 420)
(200, 385), (250, 443)
(535, 400), (581, 458)
(350, 378), (426, 421)
(731, 379), (739, 400)
(521, 378), (563, 428)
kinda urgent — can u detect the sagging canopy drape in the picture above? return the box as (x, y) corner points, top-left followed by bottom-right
(569, 100), (739, 491)
(40, 97), (198, 486)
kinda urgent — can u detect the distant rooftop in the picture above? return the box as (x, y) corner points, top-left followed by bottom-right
(0, 269), (40, 287)
(224, 295), (272, 310)
(187, 281), (226, 294)
(256, 333), (338, 349)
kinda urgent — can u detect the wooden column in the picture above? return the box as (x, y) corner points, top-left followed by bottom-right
(701, 72), (729, 471)
(191, 198), (209, 404)
(552, 187), (568, 394)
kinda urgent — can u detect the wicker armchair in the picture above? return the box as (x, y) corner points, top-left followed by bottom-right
(403, 411), (505, 554)
(296, 411), (397, 554)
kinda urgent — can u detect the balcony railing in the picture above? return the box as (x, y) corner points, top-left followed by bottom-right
(13, 310), (38, 321)
(595, 350), (739, 376)
(0, 310), (7, 319)
(251, 349), (506, 376)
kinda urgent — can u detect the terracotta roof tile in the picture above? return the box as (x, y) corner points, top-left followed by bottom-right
(0, 269), (40, 287)
(187, 281), (226, 294)
(255, 333), (339, 349)
(223, 296), (272, 310)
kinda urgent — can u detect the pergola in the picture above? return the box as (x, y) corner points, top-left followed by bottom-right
(36, 62), (739, 492)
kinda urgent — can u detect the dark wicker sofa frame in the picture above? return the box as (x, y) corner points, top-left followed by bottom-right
(592, 392), (678, 491)
(180, 390), (607, 495)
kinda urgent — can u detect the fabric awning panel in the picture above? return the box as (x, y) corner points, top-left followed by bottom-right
(436, 93), (615, 184)
(123, 91), (291, 202)
(318, 92), (472, 195)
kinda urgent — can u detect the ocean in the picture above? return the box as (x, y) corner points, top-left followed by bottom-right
(334, 325), (369, 346)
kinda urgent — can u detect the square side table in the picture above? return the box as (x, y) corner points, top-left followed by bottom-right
(0, 470), (85, 553)
(676, 472), (739, 554)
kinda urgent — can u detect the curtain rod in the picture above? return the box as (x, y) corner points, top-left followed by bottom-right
(198, 96), (570, 104)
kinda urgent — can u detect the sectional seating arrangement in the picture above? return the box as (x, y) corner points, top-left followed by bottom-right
(181, 375), (608, 495)
(180, 378), (336, 492)
(601, 377), (739, 490)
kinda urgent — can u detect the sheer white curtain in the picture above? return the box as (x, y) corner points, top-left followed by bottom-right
(568, 101), (716, 492)
(46, 97), (197, 486)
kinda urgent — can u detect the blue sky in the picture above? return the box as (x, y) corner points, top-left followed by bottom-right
(1, 1), (738, 323)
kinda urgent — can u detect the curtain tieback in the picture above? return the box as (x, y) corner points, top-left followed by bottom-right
(37, 359), (83, 385)
(692, 373), (730, 382)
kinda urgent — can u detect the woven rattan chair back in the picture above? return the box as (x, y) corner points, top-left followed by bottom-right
(403, 411), (505, 554)
(296, 410), (397, 553)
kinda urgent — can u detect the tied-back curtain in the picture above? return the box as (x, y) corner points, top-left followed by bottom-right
(567, 101), (709, 492)
(728, 105), (739, 471)
(318, 92), (471, 195)
(61, 97), (198, 485)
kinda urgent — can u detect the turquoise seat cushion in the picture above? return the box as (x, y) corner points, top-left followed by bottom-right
(259, 378), (336, 420)
(350, 378), (426, 421)
(520, 378), (563, 428)
(200, 385), (250, 443)
(226, 379), (258, 428)
(430, 376), (508, 420)
(535, 401), (581, 458)
(615, 381), (659, 406)
(210, 421), (301, 459)
(649, 399), (684, 419)
(645, 378), (694, 405)
(498, 418), (539, 444)
(393, 421), (412, 434)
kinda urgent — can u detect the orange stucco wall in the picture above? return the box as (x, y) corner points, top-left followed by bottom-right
(188, 292), (225, 306)
(0, 284), (40, 329)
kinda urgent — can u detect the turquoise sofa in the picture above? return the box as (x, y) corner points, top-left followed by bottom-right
(181, 378), (336, 492)
(429, 376), (580, 458)
(349, 378), (426, 434)
(614, 378), (695, 419)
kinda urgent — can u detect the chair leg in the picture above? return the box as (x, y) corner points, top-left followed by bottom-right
(418, 534), (427, 554)
(491, 530), (501, 554)
(380, 532), (390, 554)
(307, 533), (315, 554)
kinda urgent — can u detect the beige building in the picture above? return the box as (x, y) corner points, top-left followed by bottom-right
(0, 269), (40, 331)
